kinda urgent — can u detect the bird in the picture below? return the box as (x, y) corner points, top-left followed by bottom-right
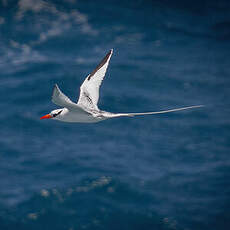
(40, 49), (203, 123)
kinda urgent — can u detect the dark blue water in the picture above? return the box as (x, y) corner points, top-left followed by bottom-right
(1, 0), (230, 229)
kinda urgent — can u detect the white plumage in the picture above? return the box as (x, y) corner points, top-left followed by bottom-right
(40, 49), (203, 123)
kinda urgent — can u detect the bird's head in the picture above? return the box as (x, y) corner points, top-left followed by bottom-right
(40, 109), (63, 120)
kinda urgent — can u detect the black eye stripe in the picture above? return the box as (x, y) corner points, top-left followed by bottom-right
(53, 110), (62, 117)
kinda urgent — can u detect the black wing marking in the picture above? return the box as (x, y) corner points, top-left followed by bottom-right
(87, 49), (113, 81)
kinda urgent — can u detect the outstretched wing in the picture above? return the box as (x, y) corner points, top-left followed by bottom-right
(52, 84), (89, 114)
(77, 49), (113, 111)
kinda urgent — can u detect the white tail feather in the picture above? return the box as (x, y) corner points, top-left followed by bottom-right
(117, 105), (204, 117)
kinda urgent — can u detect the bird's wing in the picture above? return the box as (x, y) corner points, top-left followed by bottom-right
(77, 49), (113, 111)
(52, 84), (89, 114)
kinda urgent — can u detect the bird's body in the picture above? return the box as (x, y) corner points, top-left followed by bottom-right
(40, 49), (203, 123)
(52, 108), (126, 123)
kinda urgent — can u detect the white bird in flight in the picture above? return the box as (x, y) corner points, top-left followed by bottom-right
(40, 49), (203, 123)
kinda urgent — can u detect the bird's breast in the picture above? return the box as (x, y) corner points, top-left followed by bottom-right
(58, 111), (105, 123)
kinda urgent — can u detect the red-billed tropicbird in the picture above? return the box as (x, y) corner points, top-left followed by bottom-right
(40, 49), (203, 123)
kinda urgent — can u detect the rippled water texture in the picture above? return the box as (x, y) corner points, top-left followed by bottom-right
(0, 0), (230, 229)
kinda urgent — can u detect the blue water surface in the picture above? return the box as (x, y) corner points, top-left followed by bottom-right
(0, 0), (230, 229)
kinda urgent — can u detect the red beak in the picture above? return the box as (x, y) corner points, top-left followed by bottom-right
(40, 114), (52, 119)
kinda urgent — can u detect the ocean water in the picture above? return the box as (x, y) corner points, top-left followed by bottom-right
(0, 0), (230, 229)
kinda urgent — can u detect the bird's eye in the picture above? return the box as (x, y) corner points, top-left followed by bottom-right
(53, 110), (62, 117)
